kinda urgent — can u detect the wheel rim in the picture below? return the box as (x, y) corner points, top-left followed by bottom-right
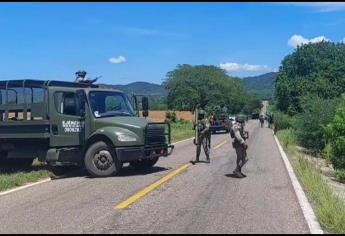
(93, 150), (113, 171)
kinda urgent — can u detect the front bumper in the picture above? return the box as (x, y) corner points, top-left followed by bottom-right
(115, 144), (174, 163)
(210, 125), (230, 132)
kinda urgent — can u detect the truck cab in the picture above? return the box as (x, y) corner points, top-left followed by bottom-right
(0, 80), (174, 177)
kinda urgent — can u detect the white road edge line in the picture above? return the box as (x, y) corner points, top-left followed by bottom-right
(0, 178), (51, 197)
(273, 133), (324, 234)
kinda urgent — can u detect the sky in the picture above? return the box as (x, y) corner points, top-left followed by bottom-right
(1, 2), (345, 85)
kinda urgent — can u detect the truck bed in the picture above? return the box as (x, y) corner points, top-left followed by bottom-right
(0, 120), (50, 139)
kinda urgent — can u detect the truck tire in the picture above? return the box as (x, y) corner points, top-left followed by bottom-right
(130, 157), (159, 169)
(84, 141), (122, 177)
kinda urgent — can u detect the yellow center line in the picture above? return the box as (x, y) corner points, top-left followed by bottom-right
(115, 163), (192, 209)
(213, 140), (228, 150)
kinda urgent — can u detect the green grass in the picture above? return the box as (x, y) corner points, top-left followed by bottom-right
(277, 129), (345, 234)
(170, 120), (195, 142)
(0, 165), (53, 192)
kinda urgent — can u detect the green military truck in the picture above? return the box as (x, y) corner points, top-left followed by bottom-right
(0, 80), (174, 177)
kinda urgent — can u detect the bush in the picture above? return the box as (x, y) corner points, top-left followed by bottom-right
(336, 169), (345, 183)
(276, 128), (297, 153)
(273, 110), (293, 131)
(325, 94), (345, 170)
(165, 111), (177, 123)
(322, 143), (333, 165)
(293, 95), (338, 152)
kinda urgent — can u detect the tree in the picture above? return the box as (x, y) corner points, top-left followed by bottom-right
(163, 64), (261, 114)
(275, 42), (345, 114)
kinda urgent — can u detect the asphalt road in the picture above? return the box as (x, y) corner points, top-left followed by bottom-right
(0, 120), (309, 234)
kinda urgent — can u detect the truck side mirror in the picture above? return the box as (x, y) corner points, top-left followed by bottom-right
(142, 96), (149, 118)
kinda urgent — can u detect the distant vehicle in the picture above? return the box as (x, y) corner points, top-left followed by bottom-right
(0, 79), (174, 177)
(209, 113), (231, 134)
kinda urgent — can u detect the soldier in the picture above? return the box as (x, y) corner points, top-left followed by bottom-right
(75, 70), (99, 84)
(75, 70), (87, 83)
(230, 114), (249, 178)
(259, 115), (265, 128)
(192, 109), (211, 164)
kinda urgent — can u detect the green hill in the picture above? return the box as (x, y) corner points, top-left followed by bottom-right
(98, 81), (168, 96)
(242, 72), (277, 100)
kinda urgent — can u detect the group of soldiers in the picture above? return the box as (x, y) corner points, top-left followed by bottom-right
(192, 108), (249, 178)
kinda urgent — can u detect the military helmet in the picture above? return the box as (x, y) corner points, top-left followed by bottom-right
(198, 109), (206, 120)
(75, 70), (87, 78)
(235, 114), (246, 123)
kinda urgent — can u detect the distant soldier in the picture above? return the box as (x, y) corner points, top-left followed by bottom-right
(192, 109), (211, 164)
(230, 114), (249, 178)
(259, 115), (265, 128)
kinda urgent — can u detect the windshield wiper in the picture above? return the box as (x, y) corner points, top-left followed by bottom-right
(98, 111), (134, 118)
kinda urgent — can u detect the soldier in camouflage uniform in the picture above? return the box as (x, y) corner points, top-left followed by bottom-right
(192, 109), (211, 164)
(231, 114), (249, 177)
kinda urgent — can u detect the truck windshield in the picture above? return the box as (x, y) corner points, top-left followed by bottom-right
(89, 91), (136, 118)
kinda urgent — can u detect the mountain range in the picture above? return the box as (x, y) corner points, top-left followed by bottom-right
(98, 72), (278, 100)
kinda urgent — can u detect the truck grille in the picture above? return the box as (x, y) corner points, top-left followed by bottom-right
(145, 124), (166, 145)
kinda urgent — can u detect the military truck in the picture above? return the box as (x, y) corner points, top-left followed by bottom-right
(209, 106), (231, 134)
(0, 80), (174, 177)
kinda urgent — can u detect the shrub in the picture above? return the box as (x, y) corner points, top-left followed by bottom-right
(322, 143), (333, 165)
(165, 111), (177, 123)
(293, 95), (338, 152)
(276, 128), (297, 153)
(325, 94), (345, 170)
(336, 169), (345, 183)
(273, 110), (293, 131)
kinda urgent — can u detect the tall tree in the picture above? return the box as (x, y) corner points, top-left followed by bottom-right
(163, 64), (261, 114)
(275, 41), (345, 115)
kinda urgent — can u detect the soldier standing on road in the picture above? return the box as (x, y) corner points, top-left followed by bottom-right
(231, 115), (249, 178)
(192, 109), (211, 164)
(259, 115), (265, 128)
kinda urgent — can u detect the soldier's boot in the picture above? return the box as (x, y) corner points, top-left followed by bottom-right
(206, 155), (210, 163)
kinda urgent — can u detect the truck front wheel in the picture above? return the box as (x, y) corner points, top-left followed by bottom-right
(130, 157), (159, 169)
(84, 141), (122, 177)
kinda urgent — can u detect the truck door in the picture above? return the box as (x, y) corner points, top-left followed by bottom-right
(49, 88), (85, 147)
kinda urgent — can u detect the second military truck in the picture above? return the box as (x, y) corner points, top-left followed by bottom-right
(0, 80), (174, 177)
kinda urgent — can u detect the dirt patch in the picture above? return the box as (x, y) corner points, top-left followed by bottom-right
(144, 111), (194, 122)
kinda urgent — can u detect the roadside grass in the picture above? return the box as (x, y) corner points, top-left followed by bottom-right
(0, 163), (54, 192)
(170, 120), (194, 142)
(277, 129), (345, 234)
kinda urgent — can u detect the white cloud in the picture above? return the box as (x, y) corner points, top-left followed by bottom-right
(220, 62), (270, 73)
(280, 2), (345, 12)
(109, 56), (126, 64)
(288, 34), (330, 48)
(342, 38), (345, 44)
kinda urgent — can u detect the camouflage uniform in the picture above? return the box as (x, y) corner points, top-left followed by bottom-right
(231, 115), (248, 177)
(75, 70), (87, 83)
(194, 110), (211, 163)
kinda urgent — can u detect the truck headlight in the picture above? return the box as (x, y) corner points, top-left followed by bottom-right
(117, 133), (137, 142)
